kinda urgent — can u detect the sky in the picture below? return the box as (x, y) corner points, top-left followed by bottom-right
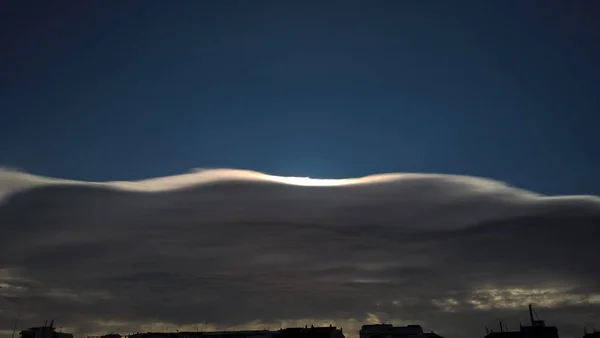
(1, 2), (600, 338)
(0, 1), (598, 195)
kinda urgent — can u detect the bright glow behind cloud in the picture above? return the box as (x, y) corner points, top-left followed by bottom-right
(264, 175), (360, 186)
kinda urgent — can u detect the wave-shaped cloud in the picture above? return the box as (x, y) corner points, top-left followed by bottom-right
(0, 167), (542, 193)
(0, 169), (599, 338)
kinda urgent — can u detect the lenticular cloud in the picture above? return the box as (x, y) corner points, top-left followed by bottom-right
(0, 168), (599, 338)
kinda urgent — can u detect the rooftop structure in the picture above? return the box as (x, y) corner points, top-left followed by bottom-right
(484, 305), (559, 338)
(20, 321), (74, 338)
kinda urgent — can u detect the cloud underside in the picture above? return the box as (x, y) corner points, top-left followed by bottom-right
(0, 169), (599, 338)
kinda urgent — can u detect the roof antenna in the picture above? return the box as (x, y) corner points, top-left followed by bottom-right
(11, 316), (19, 338)
(499, 320), (504, 332)
(529, 304), (535, 326)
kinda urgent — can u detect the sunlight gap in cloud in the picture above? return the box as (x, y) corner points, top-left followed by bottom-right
(466, 287), (600, 310)
(264, 175), (359, 187)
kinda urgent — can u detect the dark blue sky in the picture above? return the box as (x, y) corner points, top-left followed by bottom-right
(1, 1), (598, 195)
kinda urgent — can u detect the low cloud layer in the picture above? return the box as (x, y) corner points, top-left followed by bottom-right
(0, 169), (599, 338)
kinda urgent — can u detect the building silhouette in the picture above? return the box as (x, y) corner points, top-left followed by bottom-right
(20, 320), (74, 338)
(278, 325), (345, 338)
(129, 330), (274, 338)
(583, 329), (600, 338)
(484, 305), (559, 338)
(120, 326), (344, 338)
(359, 324), (443, 338)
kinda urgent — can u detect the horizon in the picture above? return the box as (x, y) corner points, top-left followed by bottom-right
(6, 305), (591, 338)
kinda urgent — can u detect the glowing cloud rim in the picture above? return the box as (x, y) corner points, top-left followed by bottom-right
(0, 168), (506, 192)
(1, 168), (600, 206)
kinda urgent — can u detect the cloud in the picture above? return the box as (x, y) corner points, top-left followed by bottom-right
(0, 169), (599, 338)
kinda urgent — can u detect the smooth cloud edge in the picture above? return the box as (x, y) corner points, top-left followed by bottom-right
(1, 167), (599, 207)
